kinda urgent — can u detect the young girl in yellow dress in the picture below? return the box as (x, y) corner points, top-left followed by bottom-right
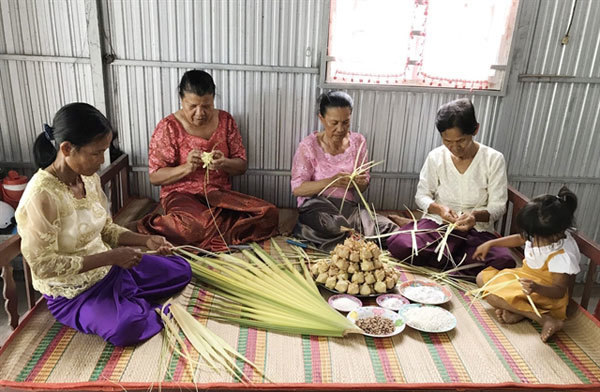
(473, 186), (580, 342)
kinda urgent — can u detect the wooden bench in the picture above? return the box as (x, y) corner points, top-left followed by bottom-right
(0, 235), (34, 330)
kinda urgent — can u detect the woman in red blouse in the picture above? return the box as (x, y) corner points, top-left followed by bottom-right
(138, 70), (278, 251)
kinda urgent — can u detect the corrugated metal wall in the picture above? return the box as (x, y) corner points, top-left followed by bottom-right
(100, 0), (323, 204)
(505, 0), (600, 250)
(1, 1), (598, 259)
(525, 0), (600, 77)
(0, 0), (92, 172)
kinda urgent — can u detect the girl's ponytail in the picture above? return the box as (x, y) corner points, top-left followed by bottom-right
(557, 185), (577, 215)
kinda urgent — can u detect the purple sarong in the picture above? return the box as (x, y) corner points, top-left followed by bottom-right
(45, 254), (191, 347)
(386, 219), (516, 278)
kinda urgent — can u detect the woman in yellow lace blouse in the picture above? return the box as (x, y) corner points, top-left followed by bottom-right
(16, 103), (191, 347)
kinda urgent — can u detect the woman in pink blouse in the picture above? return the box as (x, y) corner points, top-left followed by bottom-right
(138, 70), (278, 251)
(291, 91), (398, 250)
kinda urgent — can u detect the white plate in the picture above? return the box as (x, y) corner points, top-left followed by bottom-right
(398, 280), (452, 305)
(347, 306), (405, 338)
(397, 304), (457, 333)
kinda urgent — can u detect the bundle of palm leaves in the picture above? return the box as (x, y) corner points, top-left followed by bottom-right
(172, 241), (363, 337)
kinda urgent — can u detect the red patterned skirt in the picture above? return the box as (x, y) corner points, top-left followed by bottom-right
(138, 190), (279, 252)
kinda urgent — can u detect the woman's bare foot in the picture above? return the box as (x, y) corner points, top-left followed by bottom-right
(389, 214), (412, 227)
(540, 317), (563, 343)
(495, 308), (505, 323)
(501, 310), (525, 324)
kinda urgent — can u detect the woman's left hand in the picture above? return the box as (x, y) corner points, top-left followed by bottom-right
(145, 235), (173, 255)
(353, 174), (369, 188)
(210, 150), (227, 170)
(454, 212), (476, 231)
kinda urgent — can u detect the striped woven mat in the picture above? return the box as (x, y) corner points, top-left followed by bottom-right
(2, 243), (600, 390)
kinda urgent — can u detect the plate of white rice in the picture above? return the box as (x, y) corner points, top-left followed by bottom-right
(397, 304), (456, 333)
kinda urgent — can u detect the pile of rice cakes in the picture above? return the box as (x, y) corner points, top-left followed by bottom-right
(311, 237), (400, 295)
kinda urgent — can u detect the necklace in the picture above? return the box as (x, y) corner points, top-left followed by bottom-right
(49, 162), (80, 187)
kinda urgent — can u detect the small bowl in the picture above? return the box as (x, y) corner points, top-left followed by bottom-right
(328, 294), (362, 313)
(376, 294), (409, 311)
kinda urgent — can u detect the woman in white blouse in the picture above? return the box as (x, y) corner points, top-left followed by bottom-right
(387, 98), (516, 277)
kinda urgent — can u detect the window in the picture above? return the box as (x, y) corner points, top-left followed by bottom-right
(325, 0), (519, 91)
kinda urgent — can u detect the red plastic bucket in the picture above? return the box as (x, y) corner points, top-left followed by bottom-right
(2, 170), (28, 209)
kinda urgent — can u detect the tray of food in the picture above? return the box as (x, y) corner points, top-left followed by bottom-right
(311, 237), (400, 297)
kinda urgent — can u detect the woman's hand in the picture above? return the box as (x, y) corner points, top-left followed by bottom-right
(186, 149), (203, 172)
(292, 172), (364, 198)
(519, 278), (538, 295)
(473, 242), (491, 261)
(437, 205), (459, 223)
(454, 212), (476, 231)
(110, 247), (143, 269)
(353, 174), (368, 189)
(145, 235), (173, 255)
(329, 172), (352, 188)
(210, 150), (227, 170)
